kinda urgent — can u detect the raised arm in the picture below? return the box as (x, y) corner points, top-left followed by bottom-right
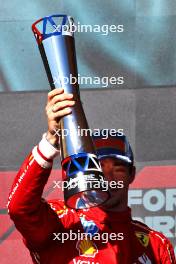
(7, 88), (75, 249)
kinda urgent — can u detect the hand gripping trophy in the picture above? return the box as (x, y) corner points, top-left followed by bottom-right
(32, 15), (109, 209)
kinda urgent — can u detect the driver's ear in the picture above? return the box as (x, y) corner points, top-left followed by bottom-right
(129, 165), (136, 184)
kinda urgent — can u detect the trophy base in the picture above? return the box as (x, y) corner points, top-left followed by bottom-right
(65, 189), (109, 209)
(62, 152), (110, 209)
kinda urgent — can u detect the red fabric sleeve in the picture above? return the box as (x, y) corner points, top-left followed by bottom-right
(161, 238), (176, 264)
(7, 151), (62, 250)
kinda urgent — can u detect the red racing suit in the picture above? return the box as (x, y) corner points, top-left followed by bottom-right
(7, 134), (175, 264)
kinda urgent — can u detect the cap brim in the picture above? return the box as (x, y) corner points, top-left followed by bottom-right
(98, 154), (132, 164)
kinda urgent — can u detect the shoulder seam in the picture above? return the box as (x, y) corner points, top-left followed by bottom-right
(131, 220), (151, 232)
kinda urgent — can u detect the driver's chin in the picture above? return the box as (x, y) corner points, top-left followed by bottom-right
(102, 197), (120, 210)
(102, 191), (120, 208)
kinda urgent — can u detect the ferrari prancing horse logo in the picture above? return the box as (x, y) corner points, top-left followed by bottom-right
(135, 232), (149, 247)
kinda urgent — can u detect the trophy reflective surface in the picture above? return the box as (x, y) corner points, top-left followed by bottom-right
(32, 15), (110, 209)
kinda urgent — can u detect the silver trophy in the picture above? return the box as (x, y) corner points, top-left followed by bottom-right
(32, 15), (109, 209)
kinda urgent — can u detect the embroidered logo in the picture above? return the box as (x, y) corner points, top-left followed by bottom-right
(135, 232), (149, 247)
(76, 238), (98, 258)
(80, 216), (99, 236)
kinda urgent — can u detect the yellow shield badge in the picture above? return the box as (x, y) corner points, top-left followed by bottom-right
(135, 232), (149, 247)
